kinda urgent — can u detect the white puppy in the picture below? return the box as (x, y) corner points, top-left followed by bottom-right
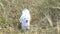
(20, 9), (31, 30)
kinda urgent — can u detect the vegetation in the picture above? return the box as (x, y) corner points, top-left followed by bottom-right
(0, 0), (60, 34)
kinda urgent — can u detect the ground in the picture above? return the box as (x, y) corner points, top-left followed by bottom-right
(0, 0), (60, 34)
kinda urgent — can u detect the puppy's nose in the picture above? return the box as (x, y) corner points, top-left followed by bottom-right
(26, 20), (28, 23)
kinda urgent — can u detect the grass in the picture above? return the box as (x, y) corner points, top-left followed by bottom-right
(0, 0), (60, 34)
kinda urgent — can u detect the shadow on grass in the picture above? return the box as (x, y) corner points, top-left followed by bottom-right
(18, 23), (22, 30)
(18, 23), (25, 33)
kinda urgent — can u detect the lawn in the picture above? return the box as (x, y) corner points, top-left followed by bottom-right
(0, 0), (60, 34)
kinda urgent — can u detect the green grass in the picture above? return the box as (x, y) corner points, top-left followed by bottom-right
(0, 0), (60, 34)
(0, 17), (6, 26)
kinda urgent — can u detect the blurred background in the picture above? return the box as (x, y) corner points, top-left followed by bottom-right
(0, 0), (60, 34)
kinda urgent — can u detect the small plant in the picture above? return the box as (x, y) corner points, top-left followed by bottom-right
(0, 17), (6, 27)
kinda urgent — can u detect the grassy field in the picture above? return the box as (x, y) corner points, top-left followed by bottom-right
(0, 0), (60, 34)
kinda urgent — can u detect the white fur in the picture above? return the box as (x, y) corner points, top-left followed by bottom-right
(20, 9), (31, 30)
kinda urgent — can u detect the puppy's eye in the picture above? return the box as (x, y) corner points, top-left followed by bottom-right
(24, 18), (26, 20)
(26, 20), (28, 23)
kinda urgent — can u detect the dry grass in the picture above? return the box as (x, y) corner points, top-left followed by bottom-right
(0, 0), (60, 34)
